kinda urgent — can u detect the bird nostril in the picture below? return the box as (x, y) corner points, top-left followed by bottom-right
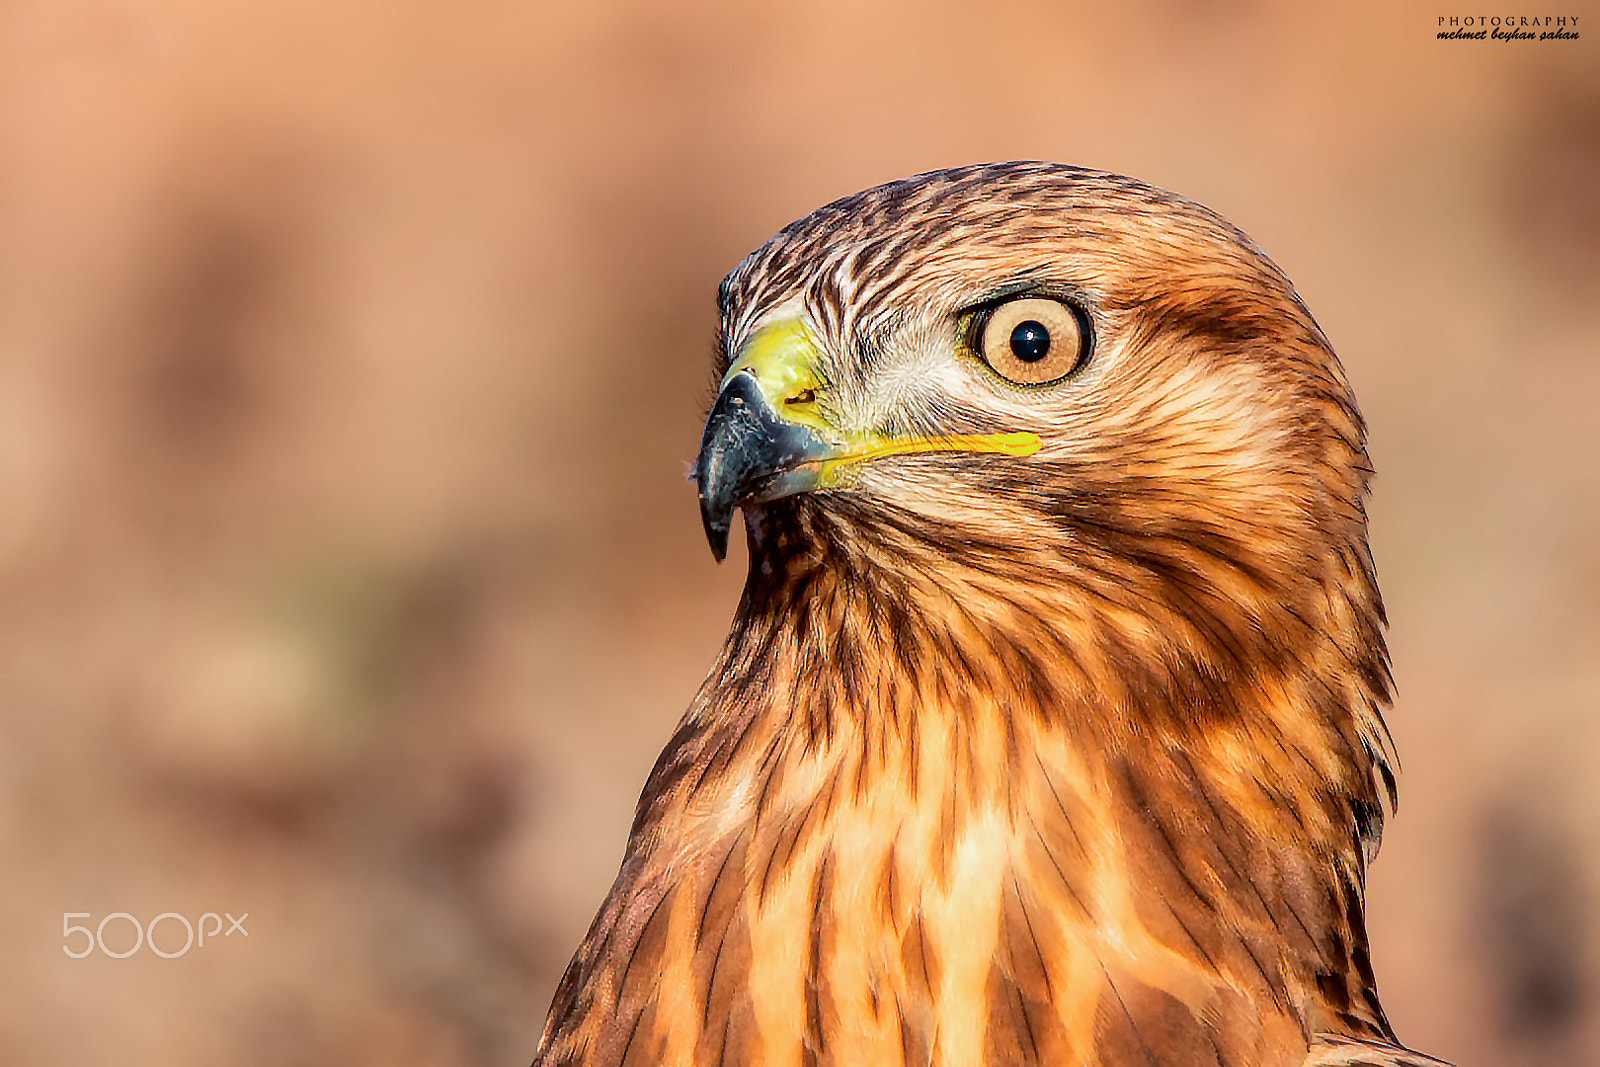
(786, 389), (816, 405)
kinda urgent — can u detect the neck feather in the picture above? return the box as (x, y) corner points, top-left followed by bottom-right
(538, 494), (1399, 1066)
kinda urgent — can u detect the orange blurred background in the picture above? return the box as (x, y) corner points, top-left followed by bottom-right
(2, 2), (1596, 1064)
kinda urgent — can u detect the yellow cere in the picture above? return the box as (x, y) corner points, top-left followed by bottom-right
(723, 319), (833, 436)
(728, 316), (1043, 480)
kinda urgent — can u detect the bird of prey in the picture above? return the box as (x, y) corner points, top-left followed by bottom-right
(533, 163), (1445, 1067)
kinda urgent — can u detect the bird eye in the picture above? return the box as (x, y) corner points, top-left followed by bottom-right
(974, 297), (1088, 385)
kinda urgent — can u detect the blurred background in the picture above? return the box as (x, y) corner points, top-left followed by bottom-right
(1, 1), (1596, 1064)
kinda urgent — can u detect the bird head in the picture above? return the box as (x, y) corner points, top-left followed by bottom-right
(696, 165), (1376, 679)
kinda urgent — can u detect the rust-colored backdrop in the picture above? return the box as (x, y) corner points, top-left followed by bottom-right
(3, 2), (1596, 1064)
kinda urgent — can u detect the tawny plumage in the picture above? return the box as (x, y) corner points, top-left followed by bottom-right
(533, 163), (1445, 1067)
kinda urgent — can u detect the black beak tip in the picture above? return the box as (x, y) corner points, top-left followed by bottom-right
(695, 422), (735, 563)
(700, 502), (730, 563)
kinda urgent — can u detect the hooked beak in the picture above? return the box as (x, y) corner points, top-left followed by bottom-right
(695, 369), (832, 561)
(695, 320), (835, 562)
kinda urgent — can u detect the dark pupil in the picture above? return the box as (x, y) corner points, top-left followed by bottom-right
(1008, 321), (1051, 363)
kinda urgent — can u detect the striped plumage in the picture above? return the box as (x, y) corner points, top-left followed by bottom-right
(533, 163), (1445, 1067)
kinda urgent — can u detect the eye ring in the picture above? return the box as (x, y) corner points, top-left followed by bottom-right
(971, 296), (1091, 385)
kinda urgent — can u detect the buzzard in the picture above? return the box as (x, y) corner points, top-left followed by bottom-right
(533, 163), (1445, 1067)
